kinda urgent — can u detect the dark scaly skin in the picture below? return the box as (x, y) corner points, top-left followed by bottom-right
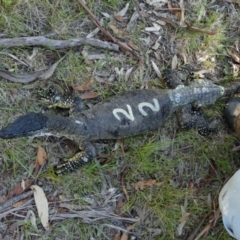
(1, 66), (240, 174)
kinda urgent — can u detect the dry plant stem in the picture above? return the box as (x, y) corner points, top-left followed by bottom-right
(0, 36), (119, 51)
(77, 0), (140, 60)
(0, 191), (33, 213)
(223, 0), (240, 5)
(49, 208), (139, 223)
(187, 212), (211, 240)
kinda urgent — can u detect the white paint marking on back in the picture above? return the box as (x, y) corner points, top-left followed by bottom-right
(138, 98), (160, 116)
(75, 120), (82, 124)
(175, 93), (181, 103)
(113, 105), (134, 121)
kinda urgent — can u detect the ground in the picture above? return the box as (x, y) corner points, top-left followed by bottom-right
(0, 0), (240, 239)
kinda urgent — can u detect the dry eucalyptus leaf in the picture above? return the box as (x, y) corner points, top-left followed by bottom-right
(109, 24), (128, 36)
(73, 76), (93, 91)
(227, 48), (240, 63)
(133, 179), (164, 190)
(114, 15), (125, 22)
(0, 56), (65, 83)
(125, 67), (133, 82)
(36, 146), (47, 166)
(39, 56), (65, 80)
(115, 2), (129, 17)
(145, 23), (161, 32)
(146, 0), (168, 6)
(0, 52), (29, 67)
(80, 92), (98, 99)
(27, 210), (38, 229)
(171, 55), (178, 69)
(151, 60), (162, 78)
(12, 200), (27, 208)
(30, 185), (49, 231)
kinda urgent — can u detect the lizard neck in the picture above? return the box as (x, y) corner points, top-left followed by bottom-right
(168, 85), (225, 107)
(45, 114), (89, 141)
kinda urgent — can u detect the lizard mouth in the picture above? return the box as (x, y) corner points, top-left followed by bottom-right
(0, 112), (49, 139)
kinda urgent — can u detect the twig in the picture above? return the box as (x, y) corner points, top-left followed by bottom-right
(0, 36), (119, 51)
(49, 207), (139, 223)
(187, 212), (212, 240)
(101, 224), (141, 237)
(0, 190), (33, 213)
(223, 0), (240, 5)
(0, 199), (33, 219)
(77, 0), (140, 60)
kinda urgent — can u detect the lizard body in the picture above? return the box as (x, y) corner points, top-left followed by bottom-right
(1, 66), (240, 174)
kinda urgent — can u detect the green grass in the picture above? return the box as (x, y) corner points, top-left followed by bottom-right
(0, 0), (240, 239)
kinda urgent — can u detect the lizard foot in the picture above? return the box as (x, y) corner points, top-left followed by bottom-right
(54, 142), (96, 175)
(54, 151), (93, 175)
(39, 86), (84, 113)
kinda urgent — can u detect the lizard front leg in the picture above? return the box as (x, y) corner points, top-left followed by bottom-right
(163, 64), (198, 89)
(54, 142), (96, 175)
(40, 86), (84, 114)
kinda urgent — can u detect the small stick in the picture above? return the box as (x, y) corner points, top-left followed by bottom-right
(77, 0), (140, 60)
(0, 36), (119, 51)
(0, 191), (33, 213)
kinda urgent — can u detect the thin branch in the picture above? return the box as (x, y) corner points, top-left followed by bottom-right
(77, 0), (140, 60)
(0, 199), (33, 219)
(49, 208), (139, 223)
(0, 190), (33, 213)
(0, 36), (119, 51)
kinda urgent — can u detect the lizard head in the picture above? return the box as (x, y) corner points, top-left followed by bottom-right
(0, 112), (49, 139)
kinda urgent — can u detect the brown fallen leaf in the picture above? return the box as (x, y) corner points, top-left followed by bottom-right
(7, 179), (31, 198)
(120, 167), (130, 201)
(113, 232), (121, 240)
(36, 146), (47, 166)
(227, 48), (240, 63)
(114, 15), (125, 22)
(168, 1), (181, 19)
(0, 56), (65, 83)
(109, 24), (128, 36)
(121, 223), (136, 240)
(80, 91), (98, 99)
(179, 212), (191, 223)
(133, 179), (164, 190)
(73, 76), (93, 91)
(12, 199), (28, 208)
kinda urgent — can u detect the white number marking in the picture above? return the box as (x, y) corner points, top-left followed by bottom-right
(138, 98), (160, 116)
(175, 93), (181, 103)
(113, 105), (135, 121)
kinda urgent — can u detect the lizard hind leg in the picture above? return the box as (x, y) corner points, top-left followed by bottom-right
(54, 142), (96, 175)
(178, 105), (218, 136)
